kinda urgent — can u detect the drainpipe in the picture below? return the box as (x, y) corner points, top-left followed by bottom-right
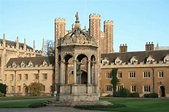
(14, 70), (16, 96)
(152, 67), (155, 93)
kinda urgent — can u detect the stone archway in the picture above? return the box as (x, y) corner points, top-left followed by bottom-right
(160, 86), (165, 97)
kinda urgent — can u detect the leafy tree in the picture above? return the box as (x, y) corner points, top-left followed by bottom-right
(28, 82), (44, 96)
(110, 68), (119, 93)
(0, 83), (7, 96)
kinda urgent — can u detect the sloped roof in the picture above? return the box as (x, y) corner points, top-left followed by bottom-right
(0, 39), (33, 50)
(6, 56), (54, 67)
(101, 50), (169, 63)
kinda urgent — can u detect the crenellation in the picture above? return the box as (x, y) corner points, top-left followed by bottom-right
(89, 14), (101, 19)
(104, 20), (114, 25)
(55, 18), (66, 23)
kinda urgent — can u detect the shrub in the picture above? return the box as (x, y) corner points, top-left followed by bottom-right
(144, 93), (158, 98)
(0, 92), (5, 97)
(113, 88), (130, 97)
(0, 83), (7, 95)
(28, 82), (44, 96)
(130, 92), (139, 97)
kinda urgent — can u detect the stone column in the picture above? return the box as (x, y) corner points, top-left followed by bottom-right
(60, 60), (65, 84)
(65, 62), (68, 84)
(73, 59), (77, 84)
(87, 60), (91, 84)
(94, 62), (97, 84)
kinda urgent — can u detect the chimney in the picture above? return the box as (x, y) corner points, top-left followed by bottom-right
(119, 44), (127, 52)
(145, 42), (154, 51)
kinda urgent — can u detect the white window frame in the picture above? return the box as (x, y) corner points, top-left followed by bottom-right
(117, 72), (122, 79)
(106, 85), (113, 91)
(129, 72), (136, 78)
(143, 71), (150, 78)
(143, 85), (150, 93)
(158, 71), (164, 78)
(131, 85), (137, 93)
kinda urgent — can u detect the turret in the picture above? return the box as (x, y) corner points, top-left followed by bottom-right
(103, 20), (114, 53)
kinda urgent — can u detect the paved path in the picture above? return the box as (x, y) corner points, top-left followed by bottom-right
(0, 107), (108, 112)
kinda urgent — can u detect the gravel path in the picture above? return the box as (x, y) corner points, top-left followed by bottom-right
(0, 107), (108, 112)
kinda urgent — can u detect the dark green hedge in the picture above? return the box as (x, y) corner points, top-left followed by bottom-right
(74, 104), (126, 110)
(144, 93), (158, 98)
(0, 83), (7, 96)
(130, 92), (139, 97)
(113, 88), (139, 97)
(113, 88), (130, 97)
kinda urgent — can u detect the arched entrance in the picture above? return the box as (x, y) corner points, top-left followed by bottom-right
(23, 86), (28, 96)
(81, 71), (87, 84)
(160, 86), (165, 97)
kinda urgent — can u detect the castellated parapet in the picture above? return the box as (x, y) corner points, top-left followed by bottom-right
(104, 20), (114, 25)
(55, 18), (66, 23)
(89, 14), (101, 19)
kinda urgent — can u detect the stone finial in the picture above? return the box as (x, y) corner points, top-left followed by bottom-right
(3, 34), (6, 47)
(33, 40), (35, 51)
(24, 38), (26, 50)
(42, 38), (45, 56)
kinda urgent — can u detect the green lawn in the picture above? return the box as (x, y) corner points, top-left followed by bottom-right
(100, 97), (169, 112)
(0, 100), (48, 108)
(0, 96), (53, 108)
(0, 96), (52, 101)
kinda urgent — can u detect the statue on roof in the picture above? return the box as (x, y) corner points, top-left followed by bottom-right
(75, 12), (79, 21)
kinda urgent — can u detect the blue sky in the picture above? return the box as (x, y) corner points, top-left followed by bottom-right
(0, 0), (169, 52)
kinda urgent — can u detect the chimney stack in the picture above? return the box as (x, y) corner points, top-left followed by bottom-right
(119, 44), (127, 52)
(145, 42), (154, 51)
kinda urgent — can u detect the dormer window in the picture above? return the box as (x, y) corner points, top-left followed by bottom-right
(115, 57), (122, 64)
(164, 54), (169, 63)
(147, 55), (155, 64)
(130, 56), (138, 64)
(12, 62), (17, 68)
(42, 60), (47, 66)
(21, 61), (25, 67)
(28, 61), (33, 67)
(101, 57), (109, 65)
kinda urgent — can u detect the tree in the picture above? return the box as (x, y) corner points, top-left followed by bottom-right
(0, 83), (6, 97)
(28, 82), (44, 96)
(110, 68), (119, 93)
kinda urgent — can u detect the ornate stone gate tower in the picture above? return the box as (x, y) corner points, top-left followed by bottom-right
(55, 12), (99, 102)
